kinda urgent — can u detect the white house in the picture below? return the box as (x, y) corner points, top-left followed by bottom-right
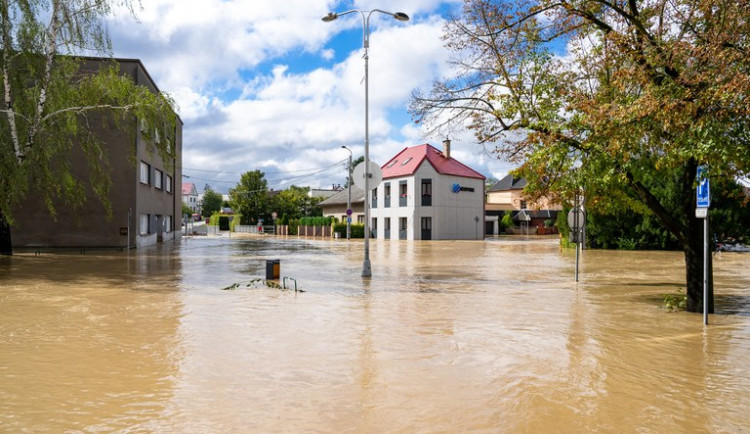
(182, 182), (199, 213)
(370, 140), (485, 240)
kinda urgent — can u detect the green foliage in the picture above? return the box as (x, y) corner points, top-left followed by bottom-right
(182, 203), (193, 217)
(333, 222), (364, 238)
(271, 185), (323, 220)
(501, 213), (514, 229)
(229, 170), (269, 225)
(616, 237), (638, 251)
(664, 291), (688, 312)
(202, 188), (223, 218)
(1, 0), (178, 230)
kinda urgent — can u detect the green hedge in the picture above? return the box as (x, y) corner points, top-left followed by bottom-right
(333, 222), (364, 238)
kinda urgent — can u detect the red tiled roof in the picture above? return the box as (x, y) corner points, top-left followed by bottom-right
(380, 144), (485, 180)
(182, 182), (196, 195)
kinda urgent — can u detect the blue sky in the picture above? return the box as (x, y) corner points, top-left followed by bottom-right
(106, 0), (516, 194)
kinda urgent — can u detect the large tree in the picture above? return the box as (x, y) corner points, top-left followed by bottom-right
(411, 0), (750, 312)
(271, 185), (324, 220)
(201, 187), (223, 218)
(230, 170), (270, 224)
(0, 0), (177, 254)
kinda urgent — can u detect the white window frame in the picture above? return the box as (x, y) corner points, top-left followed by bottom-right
(139, 214), (150, 235)
(140, 162), (150, 185)
(154, 169), (163, 190)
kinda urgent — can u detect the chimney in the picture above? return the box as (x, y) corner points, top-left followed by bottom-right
(442, 138), (451, 159)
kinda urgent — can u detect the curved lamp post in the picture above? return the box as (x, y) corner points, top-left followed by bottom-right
(323, 8), (409, 277)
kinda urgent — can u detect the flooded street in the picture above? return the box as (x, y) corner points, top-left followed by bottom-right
(1, 236), (749, 432)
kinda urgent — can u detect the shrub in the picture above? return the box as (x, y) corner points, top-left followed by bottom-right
(333, 222), (364, 238)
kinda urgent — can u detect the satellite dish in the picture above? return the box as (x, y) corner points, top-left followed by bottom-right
(352, 161), (383, 189)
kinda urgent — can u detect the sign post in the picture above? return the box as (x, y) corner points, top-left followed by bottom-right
(567, 195), (585, 283)
(696, 166), (710, 325)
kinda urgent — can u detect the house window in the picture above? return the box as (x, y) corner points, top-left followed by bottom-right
(399, 217), (407, 240)
(139, 214), (150, 235)
(371, 217), (377, 238)
(399, 181), (407, 207)
(401, 157), (412, 165)
(154, 169), (163, 189)
(165, 175), (173, 193)
(140, 162), (150, 185)
(384, 217), (391, 239)
(165, 215), (172, 232)
(371, 187), (378, 209)
(384, 182), (391, 208)
(520, 200), (527, 209)
(357, 215), (364, 224)
(421, 178), (432, 206)
(387, 160), (398, 168)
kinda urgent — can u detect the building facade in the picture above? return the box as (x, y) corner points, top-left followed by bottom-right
(485, 174), (563, 235)
(12, 57), (183, 249)
(182, 182), (199, 214)
(370, 141), (485, 241)
(319, 185), (365, 224)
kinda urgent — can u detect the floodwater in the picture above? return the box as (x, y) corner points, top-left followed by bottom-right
(1, 236), (749, 433)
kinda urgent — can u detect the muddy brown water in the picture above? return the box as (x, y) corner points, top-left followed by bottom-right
(1, 236), (749, 432)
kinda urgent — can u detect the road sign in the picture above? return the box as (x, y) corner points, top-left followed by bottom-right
(346, 208), (352, 216)
(352, 161), (383, 189)
(696, 165), (710, 208)
(567, 208), (585, 229)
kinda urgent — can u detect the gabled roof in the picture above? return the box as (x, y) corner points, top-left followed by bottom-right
(182, 182), (197, 195)
(319, 185), (365, 207)
(488, 174), (527, 191)
(380, 144), (485, 180)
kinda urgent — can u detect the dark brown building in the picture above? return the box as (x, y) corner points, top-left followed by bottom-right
(12, 58), (183, 249)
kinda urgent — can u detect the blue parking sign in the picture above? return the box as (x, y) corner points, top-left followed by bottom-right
(696, 166), (710, 208)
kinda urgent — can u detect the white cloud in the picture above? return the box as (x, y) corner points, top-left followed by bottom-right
(106, 0), (513, 191)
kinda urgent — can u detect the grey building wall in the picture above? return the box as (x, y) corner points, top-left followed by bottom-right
(12, 57), (183, 249)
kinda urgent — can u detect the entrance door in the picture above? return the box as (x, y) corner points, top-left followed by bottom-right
(421, 217), (432, 240)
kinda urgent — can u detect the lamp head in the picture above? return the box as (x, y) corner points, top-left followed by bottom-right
(322, 12), (338, 22)
(393, 12), (409, 22)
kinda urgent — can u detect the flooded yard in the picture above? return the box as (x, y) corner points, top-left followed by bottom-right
(1, 236), (749, 432)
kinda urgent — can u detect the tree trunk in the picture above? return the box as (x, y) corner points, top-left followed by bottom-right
(0, 211), (12, 255)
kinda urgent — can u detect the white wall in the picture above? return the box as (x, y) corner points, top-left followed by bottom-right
(370, 163), (484, 240)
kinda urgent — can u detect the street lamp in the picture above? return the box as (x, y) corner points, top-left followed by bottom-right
(323, 8), (409, 277)
(341, 145), (353, 240)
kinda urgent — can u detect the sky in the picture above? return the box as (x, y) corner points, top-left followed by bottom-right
(106, 0), (516, 194)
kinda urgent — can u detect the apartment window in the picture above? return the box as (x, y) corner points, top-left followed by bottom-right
(165, 216), (172, 232)
(165, 175), (173, 193)
(140, 162), (150, 185)
(139, 214), (150, 235)
(154, 169), (163, 189)
(421, 178), (432, 206)
(399, 181), (407, 207)
(384, 182), (391, 208)
(371, 187), (378, 209)
(384, 217), (391, 239)
(399, 217), (407, 240)
(371, 217), (377, 238)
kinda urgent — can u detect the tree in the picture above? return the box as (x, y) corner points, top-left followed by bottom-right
(343, 156), (364, 188)
(1, 0), (177, 254)
(410, 0), (750, 312)
(229, 170), (270, 224)
(201, 188), (222, 218)
(272, 185), (324, 220)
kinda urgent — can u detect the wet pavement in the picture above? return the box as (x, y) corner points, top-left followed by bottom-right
(1, 235), (749, 432)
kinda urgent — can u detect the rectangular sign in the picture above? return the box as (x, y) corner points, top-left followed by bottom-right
(696, 165), (710, 208)
(695, 207), (708, 219)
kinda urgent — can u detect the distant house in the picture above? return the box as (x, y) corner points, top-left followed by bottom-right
(309, 185), (344, 200)
(485, 174), (562, 235)
(182, 182), (199, 213)
(370, 140), (485, 240)
(319, 185), (365, 224)
(12, 57), (183, 249)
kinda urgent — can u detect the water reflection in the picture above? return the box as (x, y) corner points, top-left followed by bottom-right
(1, 236), (749, 432)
